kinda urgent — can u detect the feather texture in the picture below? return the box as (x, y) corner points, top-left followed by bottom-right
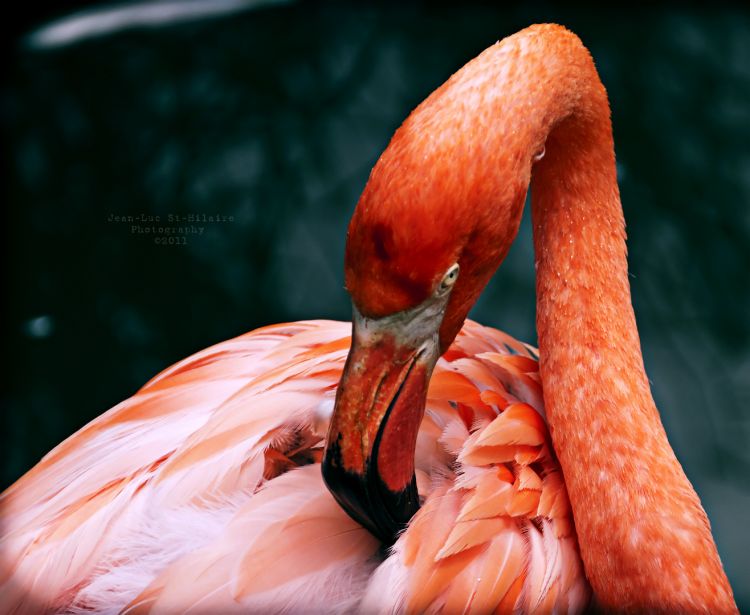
(1, 319), (588, 613)
(2, 22), (738, 614)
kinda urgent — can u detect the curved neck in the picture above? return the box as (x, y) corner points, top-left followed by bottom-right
(350, 24), (736, 611)
(516, 28), (736, 613)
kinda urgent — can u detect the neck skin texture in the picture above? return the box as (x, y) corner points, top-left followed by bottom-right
(353, 25), (736, 613)
(504, 29), (735, 613)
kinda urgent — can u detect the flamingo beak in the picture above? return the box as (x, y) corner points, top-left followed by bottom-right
(322, 303), (443, 543)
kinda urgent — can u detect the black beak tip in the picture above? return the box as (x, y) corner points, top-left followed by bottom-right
(322, 443), (419, 545)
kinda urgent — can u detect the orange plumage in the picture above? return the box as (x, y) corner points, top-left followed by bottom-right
(0, 321), (587, 613)
(0, 23), (738, 615)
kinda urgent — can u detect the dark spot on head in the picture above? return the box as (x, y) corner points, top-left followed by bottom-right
(371, 223), (393, 262)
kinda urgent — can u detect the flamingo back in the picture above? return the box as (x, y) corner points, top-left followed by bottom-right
(0, 319), (589, 614)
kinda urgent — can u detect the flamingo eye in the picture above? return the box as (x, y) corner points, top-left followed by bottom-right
(438, 264), (460, 293)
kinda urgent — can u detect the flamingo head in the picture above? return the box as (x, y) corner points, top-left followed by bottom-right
(321, 263), (458, 542)
(322, 117), (531, 542)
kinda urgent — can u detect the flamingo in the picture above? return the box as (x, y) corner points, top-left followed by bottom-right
(0, 24), (738, 615)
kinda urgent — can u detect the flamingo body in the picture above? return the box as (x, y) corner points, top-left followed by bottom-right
(1, 320), (588, 613)
(2, 23), (738, 615)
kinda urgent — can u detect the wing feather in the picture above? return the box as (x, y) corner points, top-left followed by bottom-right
(371, 323), (590, 614)
(0, 321), (353, 613)
(1, 318), (590, 614)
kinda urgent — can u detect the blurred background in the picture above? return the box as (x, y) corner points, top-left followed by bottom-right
(3, 0), (749, 607)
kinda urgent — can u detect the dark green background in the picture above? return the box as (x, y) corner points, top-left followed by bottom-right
(3, 1), (749, 607)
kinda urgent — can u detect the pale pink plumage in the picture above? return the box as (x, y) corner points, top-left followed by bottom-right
(0, 320), (588, 613)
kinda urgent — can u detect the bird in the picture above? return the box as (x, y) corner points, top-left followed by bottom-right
(0, 23), (738, 615)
